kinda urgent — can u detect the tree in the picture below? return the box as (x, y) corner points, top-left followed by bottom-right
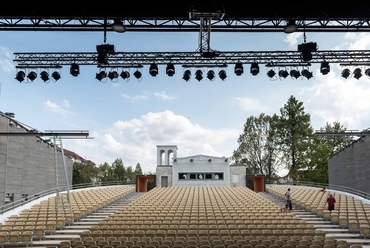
(72, 161), (98, 185)
(112, 158), (126, 181)
(275, 95), (314, 180)
(317, 121), (353, 155)
(231, 113), (281, 179)
(99, 162), (115, 182)
(134, 163), (143, 175)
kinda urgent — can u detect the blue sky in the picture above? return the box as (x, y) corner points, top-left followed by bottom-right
(0, 30), (370, 173)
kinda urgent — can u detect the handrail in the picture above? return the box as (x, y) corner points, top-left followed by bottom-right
(266, 180), (370, 201)
(0, 181), (134, 215)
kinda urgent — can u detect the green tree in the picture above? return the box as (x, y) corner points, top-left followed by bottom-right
(99, 162), (115, 182)
(126, 166), (135, 183)
(134, 163), (143, 175)
(72, 161), (98, 185)
(112, 158), (126, 181)
(231, 113), (281, 179)
(275, 95), (314, 180)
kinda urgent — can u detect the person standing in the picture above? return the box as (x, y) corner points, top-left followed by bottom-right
(327, 194), (336, 211)
(285, 188), (293, 211)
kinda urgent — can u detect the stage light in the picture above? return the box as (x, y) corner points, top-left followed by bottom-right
(341, 69), (351, 79)
(15, 71), (25, 82)
(111, 19), (125, 33)
(96, 44), (114, 65)
(278, 70), (289, 78)
(301, 69), (313, 79)
(166, 63), (175, 76)
(207, 70), (215, 81)
(40, 71), (50, 82)
(182, 70), (191, 82)
(219, 70), (227, 80)
(108, 71), (119, 80)
(133, 70), (142, 79)
(290, 69), (300, 79)
(120, 71), (130, 80)
(95, 71), (107, 81)
(250, 63), (259, 76)
(298, 42), (317, 62)
(320, 62), (330, 75)
(51, 71), (61, 81)
(27, 71), (37, 81)
(365, 68), (370, 77)
(70, 63), (80, 77)
(149, 63), (158, 77)
(234, 62), (244, 76)
(353, 68), (362, 80)
(284, 20), (298, 34)
(267, 69), (276, 78)
(195, 70), (203, 81)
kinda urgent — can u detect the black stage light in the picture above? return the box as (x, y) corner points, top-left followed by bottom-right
(95, 71), (107, 81)
(353, 68), (362, 80)
(267, 69), (276, 78)
(250, 63), (259, 76)
(108, 71), (119, 80)
(301, 69), (313, 79)
(320, 62), (330, 75)
(207, 70), (215, 81)
(279, 70), (289, 78)
(341, 69), (351, 79)
(51, 71), (61, 81)
(166, 63), (175, 76)
(27, 71), (37, 81)
(133, 70), (142, 79)
(70, 63), (80, 77)
(15, 71), (25, 82)
(219, 70), (227, 80)
(234, 63), (244, 76)
(40, 71), (50, 82)
(149, 63), (158, 77)
(365, 68), (370, 77)
(120, 71), (130, 80)
(195, 70), (203, 81)
(182, 70), (191, 82)
(290, 69), (301, 79)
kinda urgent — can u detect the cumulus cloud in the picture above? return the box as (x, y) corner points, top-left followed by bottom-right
(43, 100), (76, 116)
(232, 97), (271, 113)
(283, 32), (303, 48)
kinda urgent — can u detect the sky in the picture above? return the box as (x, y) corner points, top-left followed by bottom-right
(0, 28), (370, 174)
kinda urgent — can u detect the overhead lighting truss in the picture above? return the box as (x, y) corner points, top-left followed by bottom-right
(13, 50), (370, 67)
(1, 18), (370, 32)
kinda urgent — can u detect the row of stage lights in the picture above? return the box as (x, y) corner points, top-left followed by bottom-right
(14, 62), (370, 83)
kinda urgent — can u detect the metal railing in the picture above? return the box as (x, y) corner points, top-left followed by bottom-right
(0, 181), (134, 215)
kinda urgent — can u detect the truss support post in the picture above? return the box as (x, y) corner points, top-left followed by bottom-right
(197, 17), (212, 54)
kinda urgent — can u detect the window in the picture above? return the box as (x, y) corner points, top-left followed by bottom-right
(178, 173), (224, 180)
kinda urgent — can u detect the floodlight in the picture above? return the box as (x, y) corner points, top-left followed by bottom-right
(70, 63), (80, 77)
(166, 63), (175, 76)
(301, 69), (313, 79)
(207, 70), (215, 81)
(51, 71), (61, 81)
(108, 71), (119, 80)
(111, 19), (125, 33)
(353, 68), (362, 80)
(182, 70), (191, 82)
(27, 71), (37, 81)
(120, 71), (130, 80)
(320, 62), (330, 75)
(341, 69), (351, 79)
(133, 70), (142, 79)
(250, 63), (259, 76)
(149, 63), (158, 77)
(40, 71), (50, 82)
(95, 71), (107, 81)
(195, 70), (203, 81)
(267, 69), (276, 78)
(278, 70), (289, 78)
(365, 68), (370, 77)
(284, 20), (298, 34)
(15, 71), (26, 82)
(234, 62), (244, 76)
(219, 70), (227, 80)
(290, 69), (300, 79)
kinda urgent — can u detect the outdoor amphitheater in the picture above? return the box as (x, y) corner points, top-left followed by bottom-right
(0, 184), (369, 248)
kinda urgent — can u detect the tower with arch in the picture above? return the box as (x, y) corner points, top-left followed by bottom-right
(157, 145), (178, 166)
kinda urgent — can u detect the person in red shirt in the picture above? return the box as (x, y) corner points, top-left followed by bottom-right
(319, 187), (326, 193)
(327, 194), (336, 211)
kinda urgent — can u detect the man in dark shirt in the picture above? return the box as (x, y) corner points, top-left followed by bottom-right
(327, 194), (336, 211)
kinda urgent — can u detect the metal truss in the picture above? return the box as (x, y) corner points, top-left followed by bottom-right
(13, 50), (370, 67)
(2, 18), (370, 32)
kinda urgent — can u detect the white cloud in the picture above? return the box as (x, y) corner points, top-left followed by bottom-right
(0, 46), (15, 73)
(283, 32), (303, 48)
(233, 97), (271, 113)
(121, 93), (149, 101)
(153, 91), (176, 101)
(344, 33), (370, 50)
(43, 100), (76, 116)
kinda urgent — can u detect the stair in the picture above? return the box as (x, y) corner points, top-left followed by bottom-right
(30, 192), (144, 247)
(260, 191), (370, 247)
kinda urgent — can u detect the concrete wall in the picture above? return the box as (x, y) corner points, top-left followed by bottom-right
(0, 115), (73, 206)
(230, 166), (246, 187)
(328, 137), (370, 192)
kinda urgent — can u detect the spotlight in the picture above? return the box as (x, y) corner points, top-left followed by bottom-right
(40, 71), (50, 82)
(320, 62), (330, 75)
(70, 63), (80, 77)
(284, 20), (298, 34)
(250, 63), (259, 76)
(27, 71), (37, 81)
(111, 19), (125, 33)
(95, 71), (107, 81)
(278, 70), (289, 78)
(267, 69), (276, 78)
(365, 68), (370, 77)
(207, 70), (215, 81)
(219, 70), (227, 80)
(133, 70), (142, 79)
(15, 71), (26, 82)
(301, 69), (313, 79)
(234, 62), (244, 76)
(108, 71), (119, 80)
(353, 68), (362, 80)
(195, 70), (203, 81)
(341, 69), (351, 79)
(120, 71), (130, 80)
(182, 70), (191, 82)
(166, 63), (175, 76)
(290, 69), (300, 79)
(51, 71), (61, 81)
(149, 63), (158, 77)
